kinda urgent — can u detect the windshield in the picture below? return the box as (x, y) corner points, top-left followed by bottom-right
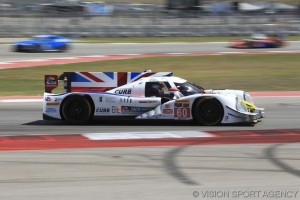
(32, 36), (47, 40)
(174, 82), (204, 96)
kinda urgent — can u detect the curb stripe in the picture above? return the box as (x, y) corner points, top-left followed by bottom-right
(0, 129), (299, 151)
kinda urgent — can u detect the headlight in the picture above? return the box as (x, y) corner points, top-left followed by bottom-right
(244, 92), (254, 104)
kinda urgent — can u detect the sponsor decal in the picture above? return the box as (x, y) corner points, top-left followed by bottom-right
(46, 108), (57, 113)
(164, 104), (171, 109)
(175, 99), (190, 108)
(162, 109), (173, 115)
(112, 106), (122, 113)
(175, 100), (190, 108)
(96, 107), (110, 113)
(45, 97), (52, 101)
(46, 102), (60, 106)
(115, 89), (132, 95)
(54, 97), (63, 102)
(139, 100), (158, 103)
(99, 97), (103, 102)
(174, 108), (191, 119)
(45, 97), (62, 102)
(121, 106), (152, 114)
(183, 103), (189, 108)
(45, 75), (58, 93)
(45, 75), (58, 86)
(175, 103), (182, 107)
(175, 99), (190, 103)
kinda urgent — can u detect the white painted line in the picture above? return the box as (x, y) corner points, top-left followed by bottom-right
(18, 59), (49, 62)
(267, 50), (300, 53)
(165, 53), (189, 55)
(254, 96), (300, 98)
(120, 54), (141, 56)
(50, 57), (78, 60)
(218, 52), (243, 54)
(81, 55), (106, 58)
(83, 131), (213, 140)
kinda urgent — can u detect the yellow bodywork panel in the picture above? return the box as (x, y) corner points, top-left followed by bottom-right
(241, 100), (257, 112)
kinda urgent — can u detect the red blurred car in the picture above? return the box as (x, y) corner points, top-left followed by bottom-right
(230, 34), (285, 48)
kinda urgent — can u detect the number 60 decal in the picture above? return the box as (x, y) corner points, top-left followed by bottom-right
(174, 108), (191, 119)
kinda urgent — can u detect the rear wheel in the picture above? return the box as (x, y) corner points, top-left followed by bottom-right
(61, 95), (93, 125)
(273, 41), (282, 48)
(59, 44), (69, 52)
(193, 97), (224, 126)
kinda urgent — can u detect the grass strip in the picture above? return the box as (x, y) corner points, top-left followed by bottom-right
(0, 54), (299, 96)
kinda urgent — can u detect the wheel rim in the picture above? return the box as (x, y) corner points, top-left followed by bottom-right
(199, 101), (221, 122)
(68, 100), (84, 120)
(62, 95), (92, 125)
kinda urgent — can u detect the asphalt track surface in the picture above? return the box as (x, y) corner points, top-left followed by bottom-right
(0, 42), (300, 200)
(1, 41), (300, 62)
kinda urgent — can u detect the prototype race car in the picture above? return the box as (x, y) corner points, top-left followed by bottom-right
(13, 35), (71, 52)
(43, 70), (264, 125)
(230, 34), (285, 48)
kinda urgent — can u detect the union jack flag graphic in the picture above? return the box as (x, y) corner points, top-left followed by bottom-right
(69, 71), (172, 92)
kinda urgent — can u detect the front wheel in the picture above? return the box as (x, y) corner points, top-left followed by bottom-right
(193, 97), (224, 126)
(59, 44), (69, 52)
(13, 45), (21, 52)
(61, 95), (93, 125)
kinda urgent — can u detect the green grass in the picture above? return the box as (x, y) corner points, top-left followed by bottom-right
(1, 53), (300, 96)
(75, 36), (300, 43)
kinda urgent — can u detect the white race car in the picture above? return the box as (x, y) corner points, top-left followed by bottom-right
(43, 70), (264, 125)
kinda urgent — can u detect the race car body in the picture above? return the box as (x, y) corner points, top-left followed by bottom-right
(43, 71), (264, 125)
(230, 34), (285, 48)
(13, 35), (71, 52)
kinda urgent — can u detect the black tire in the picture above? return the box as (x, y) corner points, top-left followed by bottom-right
(13, 45), (21, 52)
(61, 95), (93, 125)
(59, 44), (69, 52)
(193, 97), (224, 126)
(245, 41), (253, 48)
(33, 44), (42, 53)
(273, 41), (281, 48)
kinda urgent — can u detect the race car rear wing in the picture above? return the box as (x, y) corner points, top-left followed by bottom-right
(45, 70), (173, 93)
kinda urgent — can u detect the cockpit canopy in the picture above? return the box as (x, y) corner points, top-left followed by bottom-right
(144, 78), (204, 98)
(251, 34), (267, 40)
(174, 82), (204, 96)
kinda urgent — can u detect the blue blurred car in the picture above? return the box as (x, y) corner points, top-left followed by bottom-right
(13, 35), (71, 52)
